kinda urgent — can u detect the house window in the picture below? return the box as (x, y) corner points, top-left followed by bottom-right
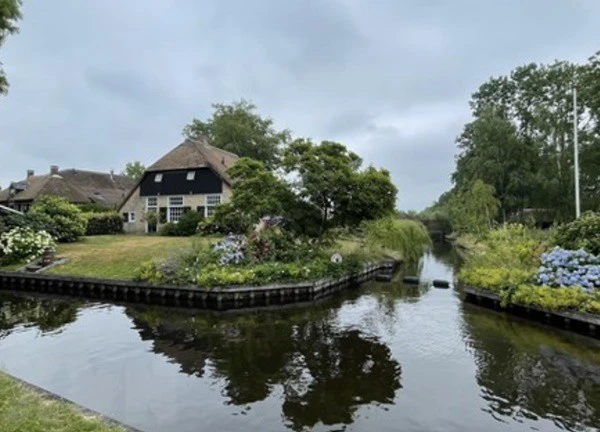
(122, 212), (129, 222)
(154, 173), (163, 183)
(205, 194), (221, 217)
(146, 196), (158, 211)
(186, 171), (195, 181)
(168, 196), (184, 222)
(129, 212), (136, 222)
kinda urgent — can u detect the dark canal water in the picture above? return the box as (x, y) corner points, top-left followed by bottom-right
(1, 243), (599, 432)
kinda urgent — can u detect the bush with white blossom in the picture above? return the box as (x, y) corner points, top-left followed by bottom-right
(0, 227), (55, 265)
(537, 247), (600, 292)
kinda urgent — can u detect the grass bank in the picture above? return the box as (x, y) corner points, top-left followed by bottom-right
(46, 235), (212, 279)
(0, 372), (125, 432)
(458, 225), (600, 315)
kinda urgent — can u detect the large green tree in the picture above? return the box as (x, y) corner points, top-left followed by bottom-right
(282, 139), (397, 233)
(448, 180), (500, 235)
(183, 100), (290, 169)
(0, 0), (21, 96)
(454, 106), (538, 220)
(122, 161), (146, 181)
(451, 53), (600, 221)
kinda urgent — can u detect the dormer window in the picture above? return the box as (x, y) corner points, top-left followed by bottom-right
(186, 171), (195, 181)
(154, 173), (163, 183)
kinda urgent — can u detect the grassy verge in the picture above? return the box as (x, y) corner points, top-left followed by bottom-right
(46, 235), (214, 279)
(0, 372), (125, 432)
(459, 226), (600, 315)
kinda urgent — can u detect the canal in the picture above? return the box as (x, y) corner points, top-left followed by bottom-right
(1, 243), (599, 432)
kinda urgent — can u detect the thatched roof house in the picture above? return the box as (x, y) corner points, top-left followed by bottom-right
(119, 137), (239, 233)
(0, 166), (136, 212)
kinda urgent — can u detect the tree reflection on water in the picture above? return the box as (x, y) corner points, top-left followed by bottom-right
(127, 302), (402, 429)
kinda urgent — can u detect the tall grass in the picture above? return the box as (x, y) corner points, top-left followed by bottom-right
(362, 217), (431, 262)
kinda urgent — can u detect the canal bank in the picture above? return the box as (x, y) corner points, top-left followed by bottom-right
(0, 243), (598, 432)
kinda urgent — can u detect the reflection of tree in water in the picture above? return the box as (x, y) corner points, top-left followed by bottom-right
(462, 305), (600, 431)
(0, 292), (81, 335)
(282, 322), (401, 430)
(127, 303), (402, 429)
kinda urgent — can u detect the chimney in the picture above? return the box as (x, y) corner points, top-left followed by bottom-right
(50, 165), (59, 175)
(26, 169), (34, 179)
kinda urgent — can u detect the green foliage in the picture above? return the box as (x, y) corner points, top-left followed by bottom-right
(554, 211), (600, 255)
(0, 226), (55, 265)
(122, 161), (146, 181)
(245, 229), (317, 263)
(361, 216), (431, 262)
(0, 0), (22, 96)
(508, 285), (591, 311)
(29, 196), (87, 243)
(451, 54), (600, 219)
(212, 158), (296, 233)
(82, 212), (123, 235)
(449, 180), (500, 235)
(459, 224), (549, 291)
(183, 100), (290, 168)
(159, 211), (203, 236)
(282, 139), (397, 234)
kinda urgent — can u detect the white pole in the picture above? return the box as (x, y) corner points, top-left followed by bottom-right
(573, 84), (581, 218)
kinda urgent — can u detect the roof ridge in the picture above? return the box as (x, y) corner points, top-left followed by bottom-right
(186, 137), (239, 159)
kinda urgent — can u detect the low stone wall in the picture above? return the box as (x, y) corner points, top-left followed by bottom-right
(463, 287), (600, 339)
(0, 260), (397, 311)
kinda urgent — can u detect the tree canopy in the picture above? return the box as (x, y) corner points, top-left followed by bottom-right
(448, 180), (500, 235)
(212, 140), (398, 236)
(183, 100), (290, 169)
(448, 51), (600, 223)
(122, 161), (146, 181)
(0, 0), (22, 96)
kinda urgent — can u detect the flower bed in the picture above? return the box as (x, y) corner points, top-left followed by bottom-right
(458, 225), (600, 316)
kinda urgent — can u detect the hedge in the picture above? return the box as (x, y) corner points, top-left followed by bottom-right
(83, 212), (123, 235)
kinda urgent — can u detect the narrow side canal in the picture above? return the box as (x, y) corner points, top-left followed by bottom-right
(1, 243), (599, 432)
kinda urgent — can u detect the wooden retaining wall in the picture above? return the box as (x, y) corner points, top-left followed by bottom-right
(0, 260), (397, 311)
(463, 287), (600, 339)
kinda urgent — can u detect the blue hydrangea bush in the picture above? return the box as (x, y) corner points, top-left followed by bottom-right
(537, 247), (600, 292)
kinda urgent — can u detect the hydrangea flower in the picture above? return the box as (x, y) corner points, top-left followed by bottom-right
(537, 247), (600, 293)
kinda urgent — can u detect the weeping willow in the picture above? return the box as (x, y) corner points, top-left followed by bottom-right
(363, 217), (432, 262)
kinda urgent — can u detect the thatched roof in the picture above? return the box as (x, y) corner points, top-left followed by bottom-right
(146, 137), (239, 183)
(0, 169), (136, 208)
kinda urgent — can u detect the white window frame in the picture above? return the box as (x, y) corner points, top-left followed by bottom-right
(146, 196), (158, 211)
(205, 194), (222, 218)
(168, 196), (184, 223)
(129, 212), (136, 222)
(186, 171), (196, 181)
(154, 173), (163, 183)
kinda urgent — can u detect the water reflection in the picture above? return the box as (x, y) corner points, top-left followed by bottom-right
(0, 292), (81, 335)
(127, 304), (402, 429)
(0, 244), (599, 432)
(462, 305), (600, 431)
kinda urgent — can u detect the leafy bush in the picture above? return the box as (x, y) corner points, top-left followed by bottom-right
(82, 212), (123, 235)
(554, 211), (600, 255)
(29, 196), (87, 243)
(159, 211), (203, 236)
(0, 227), (55, 265)
(537, 248), (600, 292)
(362, 217), (431, 262)
(159, 222), (179, 236)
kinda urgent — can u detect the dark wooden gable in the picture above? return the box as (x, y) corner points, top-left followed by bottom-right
(139, 168), (223, 196)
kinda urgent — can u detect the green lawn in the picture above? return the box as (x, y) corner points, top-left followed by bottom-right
(46, 235), (214, 279)
(0, 372), (125, 432)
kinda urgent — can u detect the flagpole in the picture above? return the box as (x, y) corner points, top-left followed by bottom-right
(573, 84), (581, 218)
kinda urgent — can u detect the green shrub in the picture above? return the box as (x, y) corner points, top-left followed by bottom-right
(554, 211), (600, 255)
(29, 196), (87, 243)
(159, 211), (203, 236)
(83, 212), (123, 235)
(362, 216), (431, 261)
(0, 227), (55, 265)
(159, 222), (179, 236)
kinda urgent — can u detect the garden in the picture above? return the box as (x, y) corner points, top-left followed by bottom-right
(0, 140), (433, 288)
(458, 213), (600, 316)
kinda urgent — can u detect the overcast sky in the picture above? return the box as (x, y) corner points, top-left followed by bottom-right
(1, 1), (599, 210)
